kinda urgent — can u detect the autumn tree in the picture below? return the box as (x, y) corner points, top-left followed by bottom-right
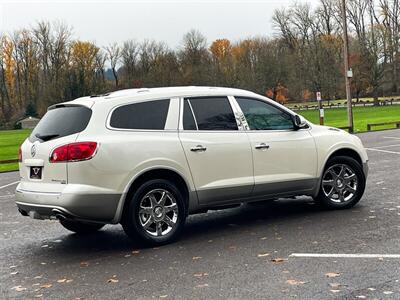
(209, 39), (234, 85)
(0, 35), (14, 123)
(69, 41), (101, 97)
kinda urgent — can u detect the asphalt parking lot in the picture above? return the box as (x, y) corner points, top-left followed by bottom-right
(1, 129), (400, 300)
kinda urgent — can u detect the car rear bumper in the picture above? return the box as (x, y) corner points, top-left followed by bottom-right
(15, 184), (121, 223)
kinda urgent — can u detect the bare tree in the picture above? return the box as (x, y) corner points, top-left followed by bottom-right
(180, 30), (211, 84)
(105, 43), (121, 88)
(121, 40), (139, 87)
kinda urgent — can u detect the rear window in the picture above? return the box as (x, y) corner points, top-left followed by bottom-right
(30, 105), (92, 143)
(110, 99), (170, 130)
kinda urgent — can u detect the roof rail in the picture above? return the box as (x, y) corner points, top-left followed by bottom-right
(90, 93), (110, 98)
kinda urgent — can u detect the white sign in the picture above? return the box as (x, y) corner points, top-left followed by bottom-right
(316, 92), (321, 101)
(319, 109), (324, 117)
(347, 69), (353, 78)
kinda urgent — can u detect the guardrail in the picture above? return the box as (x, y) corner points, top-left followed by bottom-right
(0, 159), (18, 164)
(290, 98), (400, 111)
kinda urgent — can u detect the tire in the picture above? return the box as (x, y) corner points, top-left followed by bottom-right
(59, 219), (104, 234)
(122, 179), (187, 246)
(315, 156), (366, 209)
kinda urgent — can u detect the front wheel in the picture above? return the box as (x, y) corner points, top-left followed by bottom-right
(315, 156), (366, 209)
(59, 219), (104, 234)
(122, 179), (187, 246)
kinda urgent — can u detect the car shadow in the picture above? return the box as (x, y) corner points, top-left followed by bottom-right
(29, 197), (343, 258)
(181, 198), (327, 243)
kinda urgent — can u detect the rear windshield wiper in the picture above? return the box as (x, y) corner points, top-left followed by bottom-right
(34, 133), (60, 141)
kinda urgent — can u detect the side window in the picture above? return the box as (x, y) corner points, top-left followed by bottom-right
(236, 97), (294, 130)
(183, 99), (197, 130)
(187, 97), (238, 131)
(110, 99), (170, 130)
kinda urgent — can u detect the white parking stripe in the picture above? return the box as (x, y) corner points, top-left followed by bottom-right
(0, 181), (19, 190)
(373, 143), (400, 149)
(365, 148), (400, 155)
(290, 253), (400, 258)
(383, 136), (400, 140)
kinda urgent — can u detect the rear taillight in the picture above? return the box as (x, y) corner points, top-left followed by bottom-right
(18, 146), (22, 162)
(50, 142), (98, 163)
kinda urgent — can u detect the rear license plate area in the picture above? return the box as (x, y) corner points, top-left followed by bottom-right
(30, 166), (43, 180)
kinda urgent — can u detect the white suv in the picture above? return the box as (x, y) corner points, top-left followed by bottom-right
(16, 87), (368, 245)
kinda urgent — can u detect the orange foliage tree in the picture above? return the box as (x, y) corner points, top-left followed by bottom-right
(266, 84), (288, 104)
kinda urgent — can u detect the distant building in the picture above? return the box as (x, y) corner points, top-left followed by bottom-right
(17, 116), (40, 129)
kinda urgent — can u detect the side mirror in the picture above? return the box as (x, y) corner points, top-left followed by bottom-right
(293, 114), (308, 129)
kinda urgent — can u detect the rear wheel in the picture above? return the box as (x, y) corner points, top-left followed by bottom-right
(59, 219), (104, 234)
(122, 179), (186, 246)
(315, 156), (366, 209)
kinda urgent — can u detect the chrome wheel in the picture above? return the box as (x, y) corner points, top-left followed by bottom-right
(138, 188), (179, 237)
(322, 164), (358, 203)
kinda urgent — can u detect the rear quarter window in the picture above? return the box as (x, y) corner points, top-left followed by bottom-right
(109, 99), (170, 130)
(30, 105), (92, 143)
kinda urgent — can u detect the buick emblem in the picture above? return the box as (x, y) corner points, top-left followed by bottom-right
(31, 144), (36, 157)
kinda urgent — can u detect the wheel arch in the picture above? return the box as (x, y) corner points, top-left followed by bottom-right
(116, 168), (193, 223)
(326, 148), (363, 166)
(313, 147), (364, 197)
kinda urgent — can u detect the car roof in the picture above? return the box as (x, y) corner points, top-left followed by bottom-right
(52, 86), (296, 118)
(59, 86), (262, 107)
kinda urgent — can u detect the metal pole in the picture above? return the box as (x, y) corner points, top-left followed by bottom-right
(317, 92), (324, 125)
(319, 100), (324, 125)
(341, 0), (354, 133)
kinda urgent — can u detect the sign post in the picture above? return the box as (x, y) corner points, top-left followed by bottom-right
(341, 0), (354, 133)
(317, 91), (324, 125)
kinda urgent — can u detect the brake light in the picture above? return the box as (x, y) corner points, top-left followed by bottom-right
(50, 142), (98, 163)
(18, 146), (22, 162)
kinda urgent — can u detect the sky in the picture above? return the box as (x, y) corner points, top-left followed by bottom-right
(0, 0), (319, 48)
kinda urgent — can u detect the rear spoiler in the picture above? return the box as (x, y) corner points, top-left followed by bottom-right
(48, 100), (94, 111)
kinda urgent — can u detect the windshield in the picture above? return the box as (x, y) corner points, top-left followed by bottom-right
(29, 105), (92, 143)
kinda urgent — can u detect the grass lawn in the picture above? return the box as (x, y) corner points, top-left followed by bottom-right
(0, 129), (31, 172)
(296, 105), (400, 132)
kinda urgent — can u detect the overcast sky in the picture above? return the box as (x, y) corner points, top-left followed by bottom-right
(0, 0), (318, 48)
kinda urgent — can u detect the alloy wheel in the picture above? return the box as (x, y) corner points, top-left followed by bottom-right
(322, 164), (358, 203)
(138, 189), (179, 237)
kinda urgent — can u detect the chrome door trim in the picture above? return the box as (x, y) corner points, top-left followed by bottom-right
(228, 95), (249, 131)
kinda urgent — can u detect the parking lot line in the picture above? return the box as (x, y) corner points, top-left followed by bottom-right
(290, 253), (400, 258)
(365, 148), (400, 155)
(383, 136), (400, 140)
(0, 181), (19, 190)
(373, 143), (400, 149)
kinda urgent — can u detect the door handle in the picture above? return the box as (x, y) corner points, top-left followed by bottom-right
(190, 145), (207, 152)
(255, 143), (270, 150)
